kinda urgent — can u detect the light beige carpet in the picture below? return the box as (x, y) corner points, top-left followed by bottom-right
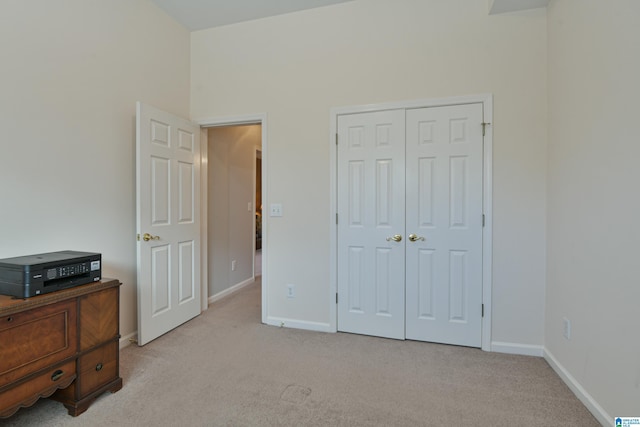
(4, 279), (599, 426)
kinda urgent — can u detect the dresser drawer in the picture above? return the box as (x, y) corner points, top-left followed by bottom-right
(76, 341), (118, 396)
(0, 300), (77, 388)
(0, 360), (76, 418)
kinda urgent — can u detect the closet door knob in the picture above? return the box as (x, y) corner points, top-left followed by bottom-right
(386, 234), (402, 242)
(408, 234), (425, 242)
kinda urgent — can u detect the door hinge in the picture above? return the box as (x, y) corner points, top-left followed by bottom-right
(336, 293), (338, 304)
(481, 122), (491, 137)
(482, 304), (485, 317)
(336, 133), (339, 145)
(136, 233), (140, 241)
(482, 214), (485, 227)
(336, 213), (338, 225)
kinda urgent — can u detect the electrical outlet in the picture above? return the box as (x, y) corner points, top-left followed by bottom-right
(562, 317), (571, 340)
(287, 284), (295, 298)
(231, 260), (237, 271)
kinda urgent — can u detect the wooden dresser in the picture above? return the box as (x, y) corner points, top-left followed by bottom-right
(0, 279), (122, 418)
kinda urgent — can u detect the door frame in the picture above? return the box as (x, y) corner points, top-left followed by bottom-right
(196, 113), (268, 324)
(329, 94), (493, 351)
(254, 147), (262, 276)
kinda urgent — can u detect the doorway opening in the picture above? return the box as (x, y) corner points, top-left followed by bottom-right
(199, 114), (268, 324)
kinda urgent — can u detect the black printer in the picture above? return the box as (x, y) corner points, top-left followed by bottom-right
(0, 250), (101, 298)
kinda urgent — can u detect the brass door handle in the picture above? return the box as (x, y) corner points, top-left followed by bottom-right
(386, 234), (402, 242)
(142, 233), (160, 242)
(408, 234), (425, 242)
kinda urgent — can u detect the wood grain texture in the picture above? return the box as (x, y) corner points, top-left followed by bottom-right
(0, 279), (119, 316)
(77, 341), (118, 396)
(54, 339), (122, 416)
(0, 361), (76, 418)
(79, 288), (118, 350)
(0, 300), (76, 388)
(0, 280), (121, 418)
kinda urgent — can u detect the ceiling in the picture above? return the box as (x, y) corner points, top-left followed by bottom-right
(150, 0), (356, 31)
(489, 0), (549, 15)
(151, 0), (549, 32)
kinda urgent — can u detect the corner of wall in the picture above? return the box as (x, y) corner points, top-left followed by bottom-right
(543, 348), (611, 426)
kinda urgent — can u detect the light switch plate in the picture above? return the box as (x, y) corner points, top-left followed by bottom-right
(270, 203), (283, 217)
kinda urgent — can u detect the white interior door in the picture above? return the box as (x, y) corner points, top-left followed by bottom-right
(136, 102), (202, 346)
(336, 103), (484, 347)
(405, 104), (483, 347)
(337, 110), (406, 339)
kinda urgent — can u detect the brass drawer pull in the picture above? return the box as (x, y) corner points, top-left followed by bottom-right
(96, 363), (103, 372)
(51, 370), (64, 381)
(6, 317), (13, 322)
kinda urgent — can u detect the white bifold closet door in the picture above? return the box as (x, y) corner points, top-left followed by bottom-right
(337, 103), (483, 347)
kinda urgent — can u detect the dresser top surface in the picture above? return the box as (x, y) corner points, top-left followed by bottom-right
(0, 279), (121, 316)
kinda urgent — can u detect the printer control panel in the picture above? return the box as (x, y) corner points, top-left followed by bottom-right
(46, 262), (92, 280)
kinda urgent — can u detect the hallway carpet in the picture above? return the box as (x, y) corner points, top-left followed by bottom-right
(4, 279), (599, 426)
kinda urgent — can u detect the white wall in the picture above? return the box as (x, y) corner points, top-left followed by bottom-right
(207, 125), (261, 298)
(192, 0), (548, 347)
(546, 0), (640, 419)
(0, 0), (190, 341)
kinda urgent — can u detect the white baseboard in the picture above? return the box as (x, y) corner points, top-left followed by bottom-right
(119, 331), (137, 349)
(265, 316), (332, 333)
(543, 348), (612, 426)
(208, 277), (255, 305)
(491, 341), (544, 357)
